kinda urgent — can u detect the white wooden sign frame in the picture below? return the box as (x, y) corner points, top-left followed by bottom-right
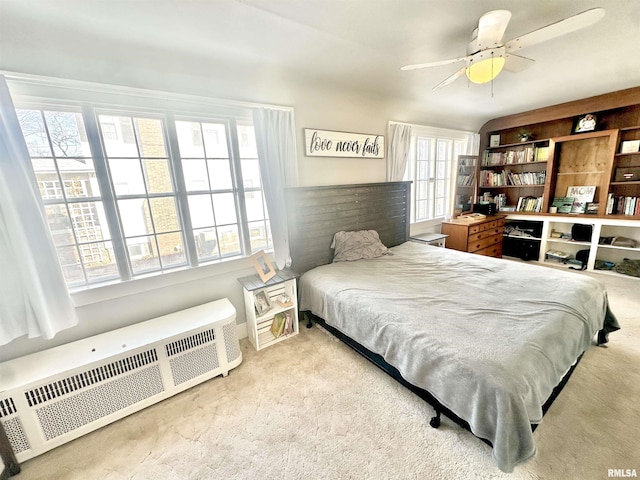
(304, 128), (385, 158)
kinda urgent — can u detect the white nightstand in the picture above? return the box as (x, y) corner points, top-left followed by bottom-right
(410, 233), (448, 247)
(237, 269), (299, 351)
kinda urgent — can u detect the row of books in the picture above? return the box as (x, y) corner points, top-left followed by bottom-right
(606, 194), (640, 216)
(457, 173), (476, 186)
(270, 310), (294, 338)
(482, 146), (550, 166)
(479, 169), (546, 187)
(516, 196), (543, 212)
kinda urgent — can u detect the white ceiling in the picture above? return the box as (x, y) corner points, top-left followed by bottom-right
(1, 0), (639, 131)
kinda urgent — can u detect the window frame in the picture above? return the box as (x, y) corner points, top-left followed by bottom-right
(12, 93), (274, 292)
(401, 123), (478, 224)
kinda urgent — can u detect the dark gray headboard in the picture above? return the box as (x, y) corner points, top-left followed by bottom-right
(285, 181), (411, 274)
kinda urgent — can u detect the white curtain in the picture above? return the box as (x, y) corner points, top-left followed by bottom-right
(386, 123), (412, 181)
(252, 108), (297, 269)
(0, 75), (78, 345)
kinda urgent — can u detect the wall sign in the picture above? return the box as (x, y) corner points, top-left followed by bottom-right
(304, 128), (385, 158)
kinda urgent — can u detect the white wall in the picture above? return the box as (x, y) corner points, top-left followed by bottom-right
(0, 57), (452, 362)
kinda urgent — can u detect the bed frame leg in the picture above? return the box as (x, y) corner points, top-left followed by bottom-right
(429, 410), (441, 428)
(303, 312), (313, 328)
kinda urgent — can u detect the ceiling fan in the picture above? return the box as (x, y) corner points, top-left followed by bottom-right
(401, 8), (605, 90)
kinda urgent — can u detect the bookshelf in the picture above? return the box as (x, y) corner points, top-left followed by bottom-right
(476, 88), (640, 269)
(506, 213), (640, 280)
(454, 155), (477, 215)
(477, 86), (640, 220)
(238, 269), (299, 351)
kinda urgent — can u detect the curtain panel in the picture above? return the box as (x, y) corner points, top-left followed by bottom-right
(386, 123), (412, 181)
(0, 75), (78, 345)
(252, 108), (297, 269)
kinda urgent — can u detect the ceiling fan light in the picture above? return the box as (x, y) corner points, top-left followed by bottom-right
(465, 56), (506, 84)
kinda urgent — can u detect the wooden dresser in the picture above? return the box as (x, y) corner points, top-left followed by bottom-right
(440, 215), (505, 257)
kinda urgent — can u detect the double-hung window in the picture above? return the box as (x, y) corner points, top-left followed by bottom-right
(404, 125), (478, 222)
(15, 97), (272, 290)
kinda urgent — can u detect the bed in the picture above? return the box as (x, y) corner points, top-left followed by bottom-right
(285, 182), (620, 472)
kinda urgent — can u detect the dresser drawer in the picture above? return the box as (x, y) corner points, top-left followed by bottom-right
(475, 243), (503, 257)
(468, 233), (502, 253)
(467, 217), (505, 235)
(468, 226), (504, 243)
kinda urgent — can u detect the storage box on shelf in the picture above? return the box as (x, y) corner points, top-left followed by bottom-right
(238, 269), (299, 351)
(503, 219), (543, 260)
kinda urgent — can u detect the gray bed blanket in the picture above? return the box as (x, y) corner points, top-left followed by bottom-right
(298, 242), (620, 472)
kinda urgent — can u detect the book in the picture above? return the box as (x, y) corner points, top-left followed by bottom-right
(552, 197), (575, 214)
(270, 312), (287, 338)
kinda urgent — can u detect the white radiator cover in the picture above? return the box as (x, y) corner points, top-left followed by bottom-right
(0, 298), (242, 462)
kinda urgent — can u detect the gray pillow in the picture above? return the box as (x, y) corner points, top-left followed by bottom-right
(331, 230), (388, 262)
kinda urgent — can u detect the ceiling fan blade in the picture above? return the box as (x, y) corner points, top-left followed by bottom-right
(432, 67), (467, 91)
(401, 57), (467, 71)
(505, 8), (605, 53)
(476, 10), (512, 49)
(503, 53), (535, 73)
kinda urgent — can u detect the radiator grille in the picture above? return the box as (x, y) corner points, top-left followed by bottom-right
(0, 397), (17, 418)
(1, 416), (30, 453)
(36, 364), (164, 441)
(165, 328), (215, 357)
(169, 344), (219, 385)
(25, 349), (158, 408)
(223, 321), (241, 362)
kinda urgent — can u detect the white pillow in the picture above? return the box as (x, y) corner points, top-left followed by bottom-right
(331, 230), (388, 262)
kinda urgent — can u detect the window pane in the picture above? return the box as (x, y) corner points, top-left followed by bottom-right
(45, 205), (74, 245)
(188, 194), (214, 228)
(33, 159), (62, 198)
(417, 161), (428, 180)
(245, 191), (266, 222)
(69, 201), (110, 241)
(157, 232), (186, 267)
(83, 241), (118, 283)
(241, 159), (261, 189)
(128, 236), (160, 274)
(149, 197), (179, 233)
(207, 159), (232, 190)
(60, 168), (100, 199)
(435, 198), (445, 217)
(183, 159), (209, 191)
(44, 111), (91, 157)
(109, 158), (145, 195)
(100, 115), (139, 157)
(248, 220), (270, 252)
(212, 193), (237, 225)
(136, 118), (166, 157)
(202, 122), (228, 157)
(119, 198), (149, 237)
(57, 246), (84, 285)
(237, 123), (257, 158)
(218, 225), (241, 256)
(143, 159), (173, 193)
(194, 227), (220, 260)
(176, 120), (205, 157)
(16, 109), (51, 156)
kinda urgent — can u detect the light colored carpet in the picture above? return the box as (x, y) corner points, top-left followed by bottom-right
(16, 271), (640, 480)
